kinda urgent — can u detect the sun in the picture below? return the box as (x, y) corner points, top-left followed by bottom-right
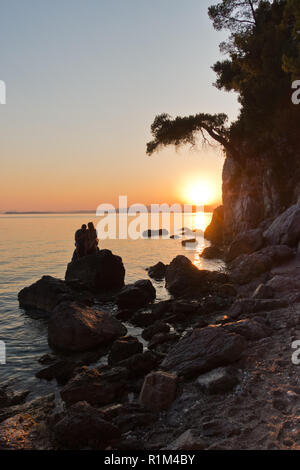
(184, 180), (216, 206)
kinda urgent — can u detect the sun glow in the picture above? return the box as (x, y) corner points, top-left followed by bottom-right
(183, 179), (217, 206)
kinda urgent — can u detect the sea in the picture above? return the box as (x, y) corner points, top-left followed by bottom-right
(0, 212), (224, 400)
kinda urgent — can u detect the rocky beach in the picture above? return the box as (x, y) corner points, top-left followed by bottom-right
(1, 197), (300, 450)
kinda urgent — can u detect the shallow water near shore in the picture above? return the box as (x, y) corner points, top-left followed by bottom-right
(0, 212), (224, 399)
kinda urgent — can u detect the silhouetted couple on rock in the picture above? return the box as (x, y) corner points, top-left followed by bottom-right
(73, 222), (99, 261)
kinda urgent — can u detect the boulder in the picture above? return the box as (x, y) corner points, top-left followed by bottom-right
(165, 255), (228, 298)
(264, 204), (300, 247)
(227, 298), (288, 320)
(200, 246), (223, 259)
(147, 262), (167, 280)
(161, 326), (246, 377)
(117, 280), (156, 309)
(204, 206), (224, 246)
(60, 367), (128, 406)
(142, 321), (170, 341)
(131, 310), (159, 327)
(53, 401), (120, 449)
(0, 387), (29, 409)
(118, 351), (161, 377)
(108, 336), (143, 365)
(48, 302), (127, 352)
(222, 318), (272, 341)
(266, 271), (300, 294)
(36, 360), (82, 385)
(139, 371), (177, 412)
(65, 250), (125, 292)
(18, 276), (72, 314)
(226, 228), (264, 262)
(196, 367), (239, 394)
(229, 245), (294, 285)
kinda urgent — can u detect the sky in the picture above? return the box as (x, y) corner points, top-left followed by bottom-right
(0, 0), (239, 212)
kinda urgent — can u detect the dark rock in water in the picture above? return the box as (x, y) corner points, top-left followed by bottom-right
(252, 283), (274, 299)
(38, 354), (57, 365)
(229, 245), (294, 285)
(172, 300), (199, 315)
(139, 371), (177, 412)
(196, 367), (239, 395)
(48, 302), (127, 352)
(143, 229), (169, 238)
(65, 250), (125, 292)
(0, 387), (29, 409)
(204, 206), (224, 246)
(148, 332), (179, 350)
(0, 394), (55, 425)
(170, 234), (180, 239)
(222, 318), (272, 341)
(201, 246), (223, 259)
(118, 351), (161, 377)
(165, 255), (228, 298)
(142, 321), (170, 341)
(161, 326), (246, 377)
(151, 300), (173, 316)
(181, 238), (197, 247)
(108, 336), (143, 365)
(263, 204), (300, 247)
(36, 360), (82, 385)
(18, 275), (73, 314)
(147, 262), (167, 280)
(115, 309), (135, 322)
(226, 228), (264, 262)
(53, 401), (120, 449)
(131, 310), (159, 327)
(60, 366), (128, 406)
(113, 403), (157, 433)
(117, 280), (156, 309)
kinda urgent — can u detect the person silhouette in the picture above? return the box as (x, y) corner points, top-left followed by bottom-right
(86, 222), (99, 254)
(74, 224), (88, 259)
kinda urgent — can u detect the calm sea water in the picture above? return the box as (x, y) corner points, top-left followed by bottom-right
(0, 212), (222, 399)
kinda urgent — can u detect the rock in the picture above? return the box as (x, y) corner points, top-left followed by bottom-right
(118, 351), (161, 377)
(164, 429), (206, 450)
(0, 394), (55, 425)
(226, 228), (264, 262)
(201, 246), (223, 259)
(172, 301), (199, 315)
(131, 310), (159, 327)
(60, 367), (128, 406)
(48, 302), (126, 352)
(53, 401), (120, 449)
(143, 229), (169, 238)
(252, 284), (274, 299)
(36, 360), (82, 385)
(108, 336), (143, 365)
(264, 204), (300, 247)
(204, 206), (224, 246)
(266, 271), (300, 294)
(142, 321), (170, 341)
(165, 255), (228, 298)
(18, 276), (72, 314)
(0, 387), (29, 409)
(229, 245), (294, 285)
(117, 280), (156, 309)
(228, 298), (287, 320)
(181, 238), (197, 246)
(161, 326), (246, 377)
(148, 333), (179, 350)
(139, 371), (177, 412)
(38, 353), (57, 365)
(113, 404), (157, 433)
(196, 367), (239, 394)
(222, 319), (272, 341)
(147, 262), (167, 280)
(65, 250), (125, 292)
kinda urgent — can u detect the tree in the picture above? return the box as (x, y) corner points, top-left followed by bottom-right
(208, 0), (259, 32)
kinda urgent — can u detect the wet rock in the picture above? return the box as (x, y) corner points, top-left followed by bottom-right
(164, 429), (207, 450)
(60, 367), (128, 406)
(147, 262), (167, 280)
(229, 245), (294, 285)
(252, 284), (274, 299)
(108, 336), (143, 365)
(18, 276), (72, 314)
(264, 204), (300, 247)
(139, 371), (177, 412)
(161, 326), (246, 377)
(143, 229), (169, 238)
(38, 353), (57, 365)
(201, 246), (223, 260)
(48, 302), (127, 352)
(151, 300), (173, 316)
(113, 404), (157, 433)
(266, 271), (300, 295)
(204, 205), (224, 246)
(227, 298), (288, 320)
(226, 228), (264, 262)
(118, 351), (161, 378)
(0, 387), (29, 409)
(115, 309), (134, 322)
(222, 318), (272, 341)
(142, 321), (170, 341)
(165, 255), (228, 298)
(0, 394), (55, 424)
(117, 280), (156, 309)
(65, 250), (125, 292)
(131, 310), (159, 327)
(53, 401), (120, 449)
(196, 367), (239, 394)
(36, 360), (82, 385)
(148, 332), (179, 350)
